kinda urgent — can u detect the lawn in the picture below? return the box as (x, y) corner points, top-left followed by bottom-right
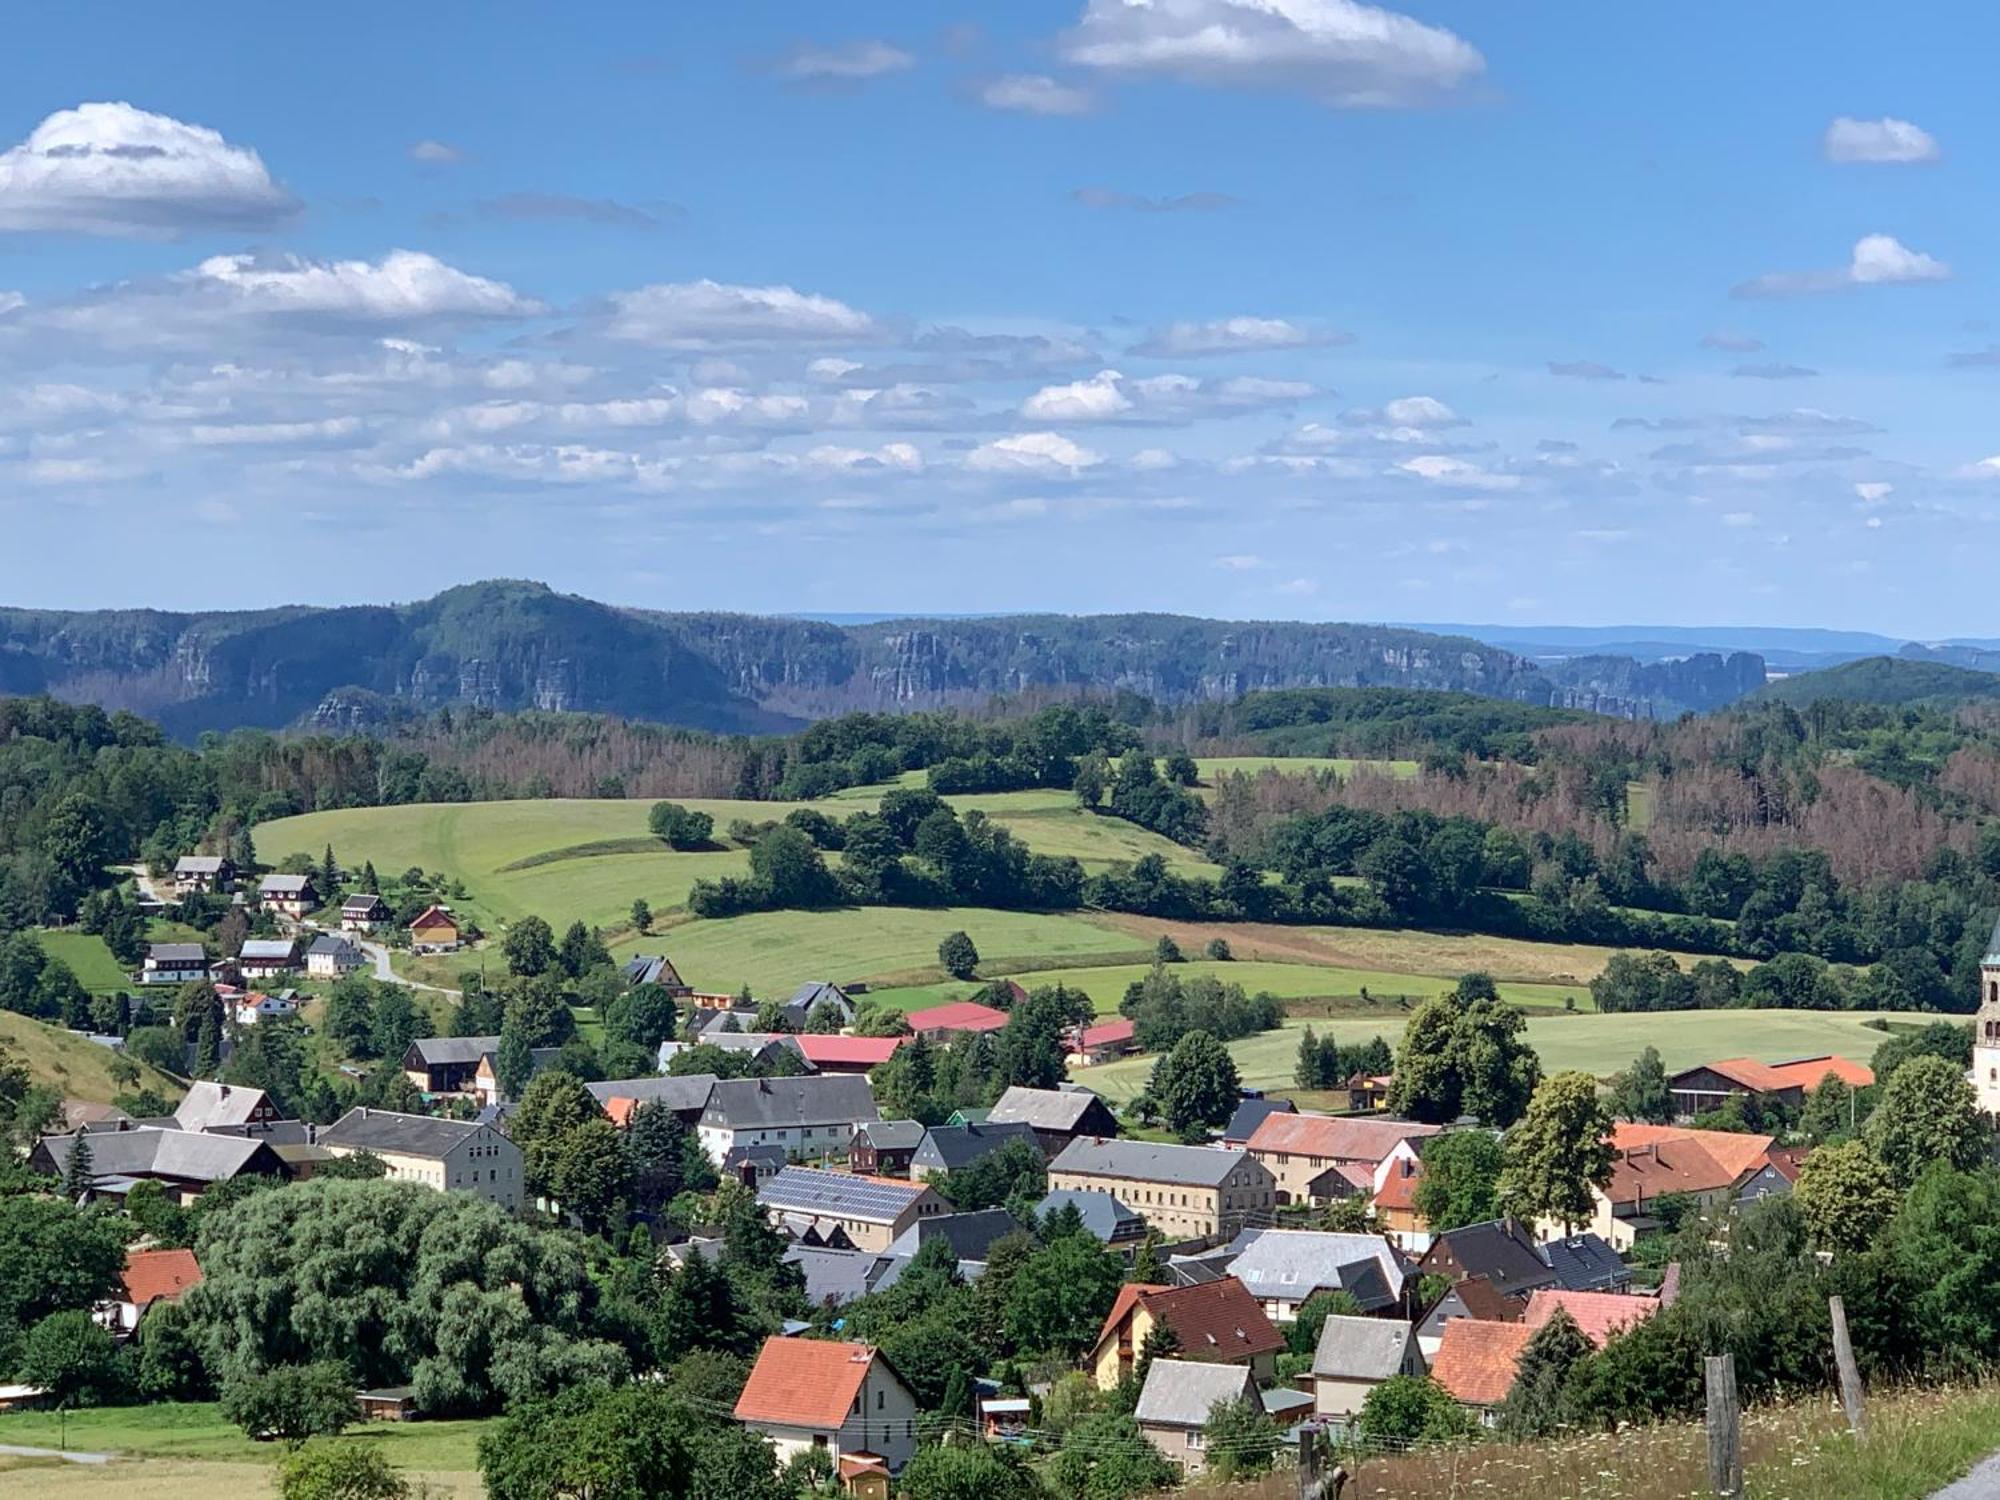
(1080, 1008), (1922, 1103)
(0, 1010), (181, 1105)
(0, 1401), (492, 1475)
(35, 930), (134, 993)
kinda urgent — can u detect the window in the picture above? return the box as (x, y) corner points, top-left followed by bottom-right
(877, 1390), (885, 1410)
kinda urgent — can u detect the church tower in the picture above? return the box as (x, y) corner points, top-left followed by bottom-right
(1975, 917), (2000, 1116)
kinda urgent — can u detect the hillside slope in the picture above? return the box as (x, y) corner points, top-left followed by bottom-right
(1751, 655), (2000, 707)
(0, 1011), (182, 1106)
(0, 580), (1768, 736)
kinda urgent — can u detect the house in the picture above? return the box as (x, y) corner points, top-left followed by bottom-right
(1311, 1315), (1426, 1419)
(174, 1081), (281, 1134)
(1415, 1276), (1522, 1362)
(725, 1143), (793, 1189)
(881, 1207), (1022, 1266)
(236, 938), (300, 979)
(660, 1033), (811, 1075)
(1048, 1138), (1276, 1241)
(784, 1245), (896, 1309)
(1243, 1111), (1442, 1207)
(588, 1074), (718, 1128)
(31, 1127), (289, 1204)
(357, 1388), (418, 1422)
(791, 1034), (904, 1075)
(1034, 1188), (1149, 1253)
(232, 991), (301, 1027)
(1221, 1097), (1294, 1148)
(903, 1000), (1009, 1040)
(139, 942), (208, 986)
(1088, 1276), (1284, 1389)
(1429, 1318), (1535, 1421)
(1667, 1055), (1874, 1121)
(1418, 1219), (1560, 1302)
(698, 1075), (879, 1166)
(256, 873), (319, 917)
(409, 905), (461, 953)
(980, 1396), (1032, 1442)
(622, 954), (693, 994)
(1068, 1017), (1138, 1066)
(1571, 1123), (1777, 1251)
(1339, 1073), (1395, 1113)
(785, 982), (855, 1030)
(734, 1337), (921, 1471)
(317, 1107), (523, 1211)
(757, 1166), (949, 1252)
(849, 1120), (926, 1177)
(909, 1121), (1040, 1181)
(1540, 1232), (1634, 1292)
(340, 894), (391, 932)
(1372, 1153), (1430, 1250)
(1133, 1359), (1260, 1473)
(986, 1085), (1122, 1155)
(1219, 1228), (1413, 1319)
(306, 934), (367, 979)
(472, 1046), (563, 1106)
(100, 1247), (202, 1337)
(172, 855), (235, 896)
(1521, 1288), (1659, 1348)
(404, 1036), (500, 1095)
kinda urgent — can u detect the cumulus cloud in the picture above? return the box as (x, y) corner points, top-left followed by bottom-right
(0, 101), (297, 236)
(1132, 315), (1347, 357)
(966, 430), (1103, 473)
(1823, 116), (1939, 165)
(1548, 360), (1624, 381)
(772, 40), (916, 85)
(1059, 0), (1484, 107)
(409, 139), (465, 165)
(603, 279), (877, 347)
(1733, 234), (1950, 298)
(1071, 186), (1236, 212)
(1397, 453), (1518, 490)
(803, 441), (924, 473)
(978, 74), (1096, 115)
(0, 291), (22, 316)
(185, 250), (540, 321)
(1020, 368), (1311, 422)
(1344, 395), (1463, 428)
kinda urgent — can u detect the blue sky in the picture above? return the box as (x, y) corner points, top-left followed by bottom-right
(1, 3), (1995, 633)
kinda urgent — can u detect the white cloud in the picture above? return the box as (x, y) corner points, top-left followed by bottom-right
(1347, 394), (1462, 427)
(186, 250), (540, 321)
(808, 357), (864, 383)
(1855, 482), (1893, 504)
(1734, 234), (1949, 298)
(1020, 368), (1311, 422)
(604, 279), (877, 347)
(188, 417), (364, 446)
(1060, 0), (1483, 107)
(1022, 369), (1133, 420)
(1132, 315), (1346, 357)
(1823, 116), (1938, 165)
(804, 442), (924, 473)
(0, 102), (298, 237)
(1397, 454), (1519, 490)
(773, 40), (916, 83)
(1215, 554), (1264, 570)
(966, 431), (1103, 474)
(0, 291), (21, 315)
(978, 74), (1096, 115)
(409, 139), (465, 165)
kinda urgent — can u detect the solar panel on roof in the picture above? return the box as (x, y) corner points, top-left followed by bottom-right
(758, 1167), (923, 1222)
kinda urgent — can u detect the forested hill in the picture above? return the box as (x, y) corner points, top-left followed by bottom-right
(0, 580), (1766, 738)
(1750, 656), (2000, 708)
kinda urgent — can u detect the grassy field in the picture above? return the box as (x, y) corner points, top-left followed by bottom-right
(1080, 1008), (1919, 1101)
(0, 1010), (182, 1105)
(35, 930), (133, 993)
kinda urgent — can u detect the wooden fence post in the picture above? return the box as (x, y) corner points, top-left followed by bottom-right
(1705, 1353), (1743, 1498)
(1830, 1295), (1867, 1437)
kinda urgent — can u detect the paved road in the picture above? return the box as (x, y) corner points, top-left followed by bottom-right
(348, 932), (458, 995)
(1936, 1454), (2000, 1499)
(0, 1443), (113, 1464)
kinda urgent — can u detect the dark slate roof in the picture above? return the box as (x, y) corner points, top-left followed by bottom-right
(1428, 1219), (1560, 1297)
(688, 1008), (763, 1037)
(306, 935), (360, 958)
(342, 894), (387, 913)
(38, 1127), (276, 1184)
(147, 943), (207, 964)
(911, 1121), (1039, 1174)
(989, 1085), (1108, 1132)
(1222, 1097), (1296, 1142)
(724, 1143), (791, 1172)
(319, 1107), (492, 1159)
(854, 1119), (927, 1151)
(406, 1036), (501, 1066)
(1034, 1188), (1146, 1244)
(585, 1075), (718, 1113)
(623, 954), (686, 988)
(701, 1075), (878, 1131)
(882, 1208), (1022, 1262)
(1050, 1137), (1255, 1189)
(1539, 1233), (1632, 1292)
(787, 981), (851, 1014)
(783, 1246), (895, 1308)
(758, 1166), (927, 1224)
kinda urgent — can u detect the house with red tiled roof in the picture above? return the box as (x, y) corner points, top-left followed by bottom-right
(1667, 1055), (1873, 1121)
(1372, 1153), (1428, 1249)
(1429, 1318), (1534, 1419)
(789, 1034), (906, 1074)
(1067, 1017), (1138, 1066)
(1521, 1288), (1659, 1348)
(1086, 1276), (1285, 1390)
(734, 1336), (921, 1472)
(1244, 1111), (1442, 1207)
(1553, 1123), (1776, 1250)
(100, 1247), (202, 1337)
(903, 1001), (1010, 1040)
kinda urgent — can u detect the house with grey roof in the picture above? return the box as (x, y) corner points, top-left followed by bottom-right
(305, 934), (365, 979)
(1036, 1188), (1149, 1254)
(909, 1120), (1039, 1180)
(236, 938), (300, 979)
(1311, 1315), (1425, 1419)
(882, 1207), (1021, 1265)
(1133, 1360), (1260, 1473)
(586, 1074), (718, 1124)
(756, 1165), (948, 1252)
(318, 1106), (521, 1211)
(782, 1244), (898, 1308)
(256, 873), (319, 917)
(850, 1119), (927, 1177)
(31, 1127), (288, 1204)
(172, 854), (234, 895)
(697, 1074), (878, 1168)
(1541, 1232), (1633, 1293)
(139, 942), (209, 986)
(659, 1032), (810, 1074)
(1220, 1229), (1414, 1320)
(1221, 1097), (1295, 1147)
(784, 981), (854, 1029)
(623, 954), (691, 993)
(402, 1036), (501, 1095)
(173, 1081), (281, 1135)
(340, 894), (390, 931)
(1047, 1138), (1275, 1240)
(986, 1085), (1121, 1154)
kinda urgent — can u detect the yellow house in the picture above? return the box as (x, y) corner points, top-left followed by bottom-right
(1086, 1276), (1284, 1390)
(1045, 1139), (1275, 1241)
(316, 1106), (522, 1213)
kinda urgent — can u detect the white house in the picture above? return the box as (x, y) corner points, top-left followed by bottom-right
(317, 1107), (524, 1212)
(696, 1075), (879, 1167)
(306, 934), (366, 979)
(139, 943), (208, 986)
(232, 991), (300, 1027)
(734, 1337), (920, 1472)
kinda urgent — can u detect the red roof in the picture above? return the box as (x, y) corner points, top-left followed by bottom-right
(1430, 1319), (1534, 1407)
(122, 1248), (202, 1308)
(791, 1034), (905, 1067)
(410, 905), (456, 932)
(1094, 1276), (1285, 1363)
(1522, 1289), (1659, 1348)
(736, 1337), (885, 1429)
(1075, 1018), (1136, 1050)
(1609, 1122), (1774, 1183)
(1689, 1054), (1873, 1094)
(1373, 1158), (1422, 1212)
(1246, 1111), (1441, 1164)
(904, 1001), (1010, 1034)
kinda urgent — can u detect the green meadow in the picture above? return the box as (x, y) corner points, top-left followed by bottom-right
(35, 929), (134, 992)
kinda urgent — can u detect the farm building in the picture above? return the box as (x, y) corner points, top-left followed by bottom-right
(1666, 1055), (1872, 1120)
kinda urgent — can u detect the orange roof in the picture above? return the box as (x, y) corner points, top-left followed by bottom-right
(1683, 1055), (1872, 1094)
(904, 1001), (1010, 1034)
(1605, 1138), (1739, 1205)
(1373, 1158), (1422, 1213)
(791, 1034), (905, 1067)
(122, 1247), (202, 1308)
(1245, 1111), (1441, 1164)
(1522, 1289), (1659, 1348)
(603, 1097), (638, 1128)
(1610, 1122), (1774, 1181)
(410, 905), (457, 932)
(1430, 1318), (1534, 1407)
(1094, 1277), (1285, 1363)
(735, 1337), (884, 1430)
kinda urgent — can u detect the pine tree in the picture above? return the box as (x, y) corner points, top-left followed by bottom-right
(938, 1366), (974, 1425)
(194, 1011), (222, 1076)
(1295, 1026), (1322, 1089)
(63, 1131), (96, 1201)
(320, 845), (340, 897)
(1498, 1306), (1593, 1438)
(361, 861), (380, 896)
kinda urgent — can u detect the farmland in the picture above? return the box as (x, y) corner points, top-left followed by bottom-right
(35, 929), (133, 993)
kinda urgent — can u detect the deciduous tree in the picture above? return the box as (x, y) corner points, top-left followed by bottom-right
(1498, 1071), (1613, 1233)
